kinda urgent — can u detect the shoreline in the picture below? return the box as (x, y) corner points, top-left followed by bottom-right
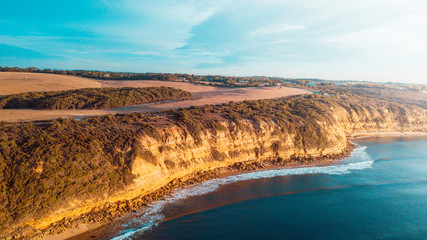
(69, 160), (348, 240)
(17, 133), (426, 240)
(38, 143), (354, 240)
(347, 131), (427, 138)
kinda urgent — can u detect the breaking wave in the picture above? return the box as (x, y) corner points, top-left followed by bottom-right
(111, 146), (372, 239)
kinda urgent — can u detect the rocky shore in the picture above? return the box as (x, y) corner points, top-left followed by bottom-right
(26, 142), (353, 240)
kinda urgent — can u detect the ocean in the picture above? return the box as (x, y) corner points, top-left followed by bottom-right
(98, 136), (427, 240)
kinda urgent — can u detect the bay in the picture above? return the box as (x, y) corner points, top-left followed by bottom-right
(108, 136), (427, 240)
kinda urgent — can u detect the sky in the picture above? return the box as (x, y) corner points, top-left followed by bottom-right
(1, 0), (426, 83)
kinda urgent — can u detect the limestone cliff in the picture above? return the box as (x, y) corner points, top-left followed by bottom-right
(129, 99), (425, 199)
(130, 119), (347, 190)
(0, 95), (426, 239)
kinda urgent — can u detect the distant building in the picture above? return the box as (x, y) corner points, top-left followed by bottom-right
(261, 82), (269, 86)
(176, 77), (186, 81)
(393, 86), (405, 90)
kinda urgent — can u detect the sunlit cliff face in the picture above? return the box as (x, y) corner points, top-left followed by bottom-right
(1, 96), (426, 239)
(130, 101), (426, 190)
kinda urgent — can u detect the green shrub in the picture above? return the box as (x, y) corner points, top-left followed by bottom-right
(0, 87), (192, 110)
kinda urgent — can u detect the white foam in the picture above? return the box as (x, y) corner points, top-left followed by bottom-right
(110, 229), (136, 240)
(111, 146), (372, 239)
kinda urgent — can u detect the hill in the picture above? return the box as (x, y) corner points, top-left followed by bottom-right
(0, 87), (192, 110)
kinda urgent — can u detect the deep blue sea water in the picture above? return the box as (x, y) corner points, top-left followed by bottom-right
(108, 137), (427, 240)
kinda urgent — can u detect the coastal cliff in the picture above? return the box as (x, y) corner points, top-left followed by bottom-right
(0, 94), (426, 239)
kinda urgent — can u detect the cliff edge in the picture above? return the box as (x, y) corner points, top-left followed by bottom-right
(0, 94), (426, 239)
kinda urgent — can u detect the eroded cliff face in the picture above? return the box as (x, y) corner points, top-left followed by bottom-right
(2, 96), (426, 239)
(129, 102), (426, 194)
(328, 102), (426, 133)
(130, 119), (348, 192)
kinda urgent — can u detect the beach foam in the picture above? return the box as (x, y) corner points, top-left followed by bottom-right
(111, 146), (372, 239)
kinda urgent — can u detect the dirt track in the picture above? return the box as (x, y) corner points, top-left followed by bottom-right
(0, 73), (311, 122)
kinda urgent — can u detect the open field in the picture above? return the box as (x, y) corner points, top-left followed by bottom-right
(0, 72), (311, 122)
(0, 72), (102, 96)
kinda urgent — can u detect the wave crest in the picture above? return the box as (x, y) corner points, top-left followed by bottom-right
(111, 146), (372, 239)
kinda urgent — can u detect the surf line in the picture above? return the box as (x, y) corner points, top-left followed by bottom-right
(110, 146), (373, 240)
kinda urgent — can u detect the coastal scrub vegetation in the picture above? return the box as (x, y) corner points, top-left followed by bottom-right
(0, 87), (192, 110)
(311, 83), (427, 109)
(0, 94), (425, 233)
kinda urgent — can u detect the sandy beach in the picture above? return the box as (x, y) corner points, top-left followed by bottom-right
(348, 131), (427, 138)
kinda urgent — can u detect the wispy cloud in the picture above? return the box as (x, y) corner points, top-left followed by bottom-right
(249, 24), (305, 37)
(1, 0), (426, 83)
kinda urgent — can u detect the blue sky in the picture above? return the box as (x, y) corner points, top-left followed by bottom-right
(1, 0), (426, 83)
